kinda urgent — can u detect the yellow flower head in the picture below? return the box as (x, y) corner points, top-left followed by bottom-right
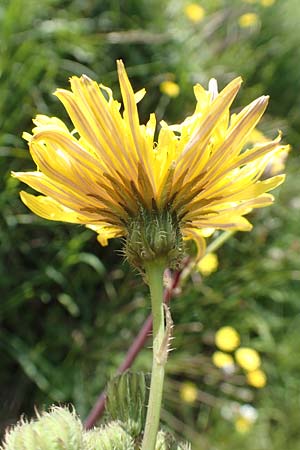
(246, 369), (267, 388)
(212, 351), (234, 368)
(235, 347), (261, 371)
(197, 252), (218, 276)
(238, 13), (259, 28)
(215, 326), (240, 352)
(179, 381), (198, 404)
(184, 3), (205, 23)
(13, 61), (286, 267)
(160, 80), (180, 98)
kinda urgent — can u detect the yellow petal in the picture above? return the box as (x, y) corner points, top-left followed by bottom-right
(183, 228), (206, 261)
(178, 77), (242, 169)
(20, 191), (88, 223)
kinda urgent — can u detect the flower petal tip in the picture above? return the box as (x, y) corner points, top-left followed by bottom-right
(117, 59), (125, 70)
(22, 131), (32, 142)
(81, 74), (93, 84)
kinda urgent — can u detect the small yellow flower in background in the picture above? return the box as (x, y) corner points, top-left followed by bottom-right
(235, 347), (261, 371)
(260, 0), (275, 6)
(179, 382), (198, 404)
(184, 3), (205, 23)
(235, 416), (253, 433)
(235, 404), (258, 433)
(212, 351), (234, 368)
(197, 252), (218, 276)
(215, 326), (240, 352)
(160, 80), (180, 98)
(246, 369), (267, 388)
(238, 13), (259, 28)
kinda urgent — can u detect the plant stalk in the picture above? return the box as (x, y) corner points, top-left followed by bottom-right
(141, 260), (166, 450)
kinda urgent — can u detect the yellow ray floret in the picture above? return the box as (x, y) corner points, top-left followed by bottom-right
(13, 60), (287, 257)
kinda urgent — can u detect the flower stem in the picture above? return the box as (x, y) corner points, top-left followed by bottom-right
(206, 230), (236, 254)
(84, 264), (187, 430)
(141, 260), (166, 450)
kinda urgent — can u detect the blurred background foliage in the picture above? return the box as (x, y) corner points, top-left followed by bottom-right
(1, 0), (300, 448)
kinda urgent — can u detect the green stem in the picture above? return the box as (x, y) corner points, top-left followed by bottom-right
(206, 230), (236, 254)
(141, 260), (166, 450)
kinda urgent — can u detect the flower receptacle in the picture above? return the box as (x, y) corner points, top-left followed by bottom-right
(125, 208), (184, 271)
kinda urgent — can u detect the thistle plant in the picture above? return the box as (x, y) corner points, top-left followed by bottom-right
(11, 60), (287, 449)
(1, 407), (84, 450)
(1, 406), (135, 450)
(1, 378), (190, 450)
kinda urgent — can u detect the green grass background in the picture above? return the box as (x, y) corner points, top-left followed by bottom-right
(1, 0), (300, 448)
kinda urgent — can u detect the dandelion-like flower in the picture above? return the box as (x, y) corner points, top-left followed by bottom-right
(14, 61), (286, 268)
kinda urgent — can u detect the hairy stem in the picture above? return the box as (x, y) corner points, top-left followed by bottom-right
(84, 266), (184, 429)
(141, 260), (166, 450)
(84, 232), (235, 429)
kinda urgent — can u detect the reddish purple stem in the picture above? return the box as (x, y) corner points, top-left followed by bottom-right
(84, 266), (185, 429)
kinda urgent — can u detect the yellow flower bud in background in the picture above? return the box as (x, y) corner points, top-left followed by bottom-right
(234, 404), (258, 433)
(246, 369), (267, 388)
(235, 416), (253, 433)
(184, 3), (205, 23)
(179, 382), (198, 404)
(238, 13), (259, 28)
(160, 80), (180, 98)
(215, 326), (240, 352)
(235, 347), (261, 371)
(260, 0), (275, 6)
(212, 351), (235, 369)
(197, 253), (218, 276)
